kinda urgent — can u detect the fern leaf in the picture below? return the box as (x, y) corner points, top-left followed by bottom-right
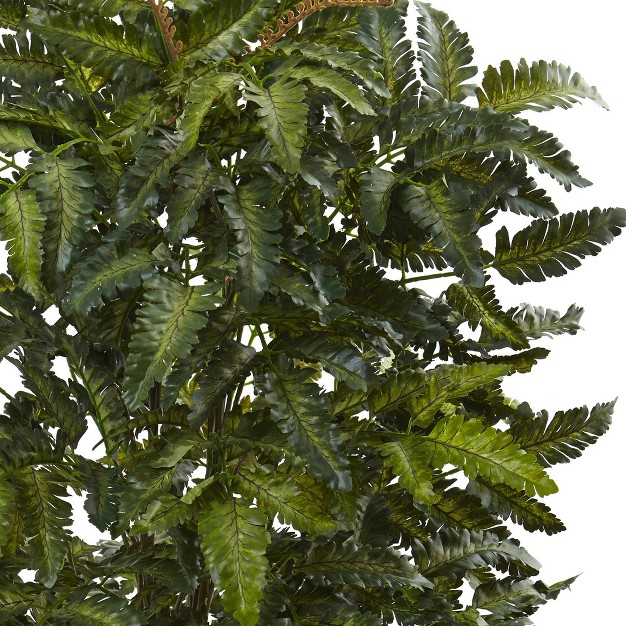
(236, 466), (341, 534)
(359, 166), (396, 235)
(54, 590), (146, 626)
(0, 0), (25, 30)
(0, 32), (63, 88)
(0, 480), (17, 550)
(492, 208), (626, 283)
(355, 0), (419, 105)
(400, 178), (484, 286)
(447, 282), (530, 349)
(219, 176), (282, 310)
(17, 467), (72, 587)
(264, 366), (352, 491)
(24, 8), (160, 82)
(415, 2), (477, 101)
(478, 59), (608, 114)
(468, 477), (566, 535)
(0, 121), (39, 155)
(0, 188), (46, 299)
(166, 153), (233, 243)
(378, 438), (435, 505)
(244, 78), (308, 174)
(189, 339), (257, 429)
(289, 65), (375, 115)
(276, 41), (390, 97)
(63, 244), (156, 315)
(422, 412), (558, 497)
(185, 0), (280, 62)
(123, 275), (223, 411)
(297, 539), (430, 589)
(509, 303), (584, 339)
(510, 400), (615, 467)
(28, 154), (95, 292)
(79, 458), (121, 532)
(199, 491), (271, 626)
(413, 528), (540, 579)
(115, 130), (194, 229)
(0, 578), (34, 621)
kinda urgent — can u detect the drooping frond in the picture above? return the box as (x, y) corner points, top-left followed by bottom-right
(447, 282), (530, 349)
(263, 365), (352, 491)
(123, 275), (223, 411)
(53, 589), (146, 626)
(24, 8), (161, 83)
(421, 412), (558, 497)
(415, 2), (477, 101)
(491, 208), (626, 284)
(401, 178), (484, 285)
(219, 176), (282, 310)
(510, 401), (615, 467)
(509, 303), (584, 339)
(478, 59), (608, 114)
(0, 32), (63, 88)
(468, 477), (566, 535)
(0, 188), (45, 299)
(199, 491), (271, 626)
(28, 154), (95, 292)
(79, 458), (121, 532)
(244, 77), (309, 174)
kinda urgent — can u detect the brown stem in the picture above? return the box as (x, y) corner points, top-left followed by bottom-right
(147, 0), (183, 63)
(253, 0), (395, 50)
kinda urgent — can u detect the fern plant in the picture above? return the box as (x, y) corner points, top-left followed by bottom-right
(0, 1), (622, 624)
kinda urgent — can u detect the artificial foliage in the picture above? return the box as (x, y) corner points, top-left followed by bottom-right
(0, 0), (622, 624)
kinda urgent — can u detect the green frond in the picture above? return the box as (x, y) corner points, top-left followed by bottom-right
(359, 166), (396, 235)
(236, 465), (341, 534)
(219, 176), (282, 310)
(510, 400), (615, 467)
(17, 466), (72, 587)
(185, 0), (280, 62)
(54, 589), (146, 626)
(263, 366), (352, 491)
(63, 244), (157, 315)
(355, 0), (419, 106)
(285, 332), (378, 392)
(468, 477), (566, 535)
(79, 458), (121, 532)
(199, 491), (271, 626)
(378, 437), (435, 505)
(400, 178), (484, 285)
(288, 65), (375, 115)
(276, 41), (390, 97)
(0, 577), (34, 621)
(189, 339), (257, 429)
(20, 365), (87, 448)
(297, 539), (431, 589)
(166, 153), (233, 243)
(123, 275), (223, 411)
(132, 493), (193, 535)
(0, 121), (40, 155)
(413, 528), (540, 580)
(0, 0), (26, 30)
(492, 208), (626, 284)
(115, 130), (194, 229)
(24, 8), (161, 83)
(478, 59), (608, 114)
(0, 188), (46, 299)
(422, 412), (558, 497)
(0, 32), (63, 87)
(28, 154), (95, 292)
(0, 480), (17, 550)
(244, 77), (308, 174)
(415, 2), (477, 101)
(509, 303), (583, 339)
(447, 282), (529, 349)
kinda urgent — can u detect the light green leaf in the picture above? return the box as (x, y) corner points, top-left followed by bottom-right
(478, 59), (608, 114)
(0, 122), (39, 154)
(199, 491), (270, 626)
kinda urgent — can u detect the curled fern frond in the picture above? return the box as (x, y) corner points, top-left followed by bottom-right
(147, 0), (183, 63)
(256, 0), (395, 50)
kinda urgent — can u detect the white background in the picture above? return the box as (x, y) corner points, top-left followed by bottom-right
(1, 2), (624, 624)
(404, 1), (626, 624)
